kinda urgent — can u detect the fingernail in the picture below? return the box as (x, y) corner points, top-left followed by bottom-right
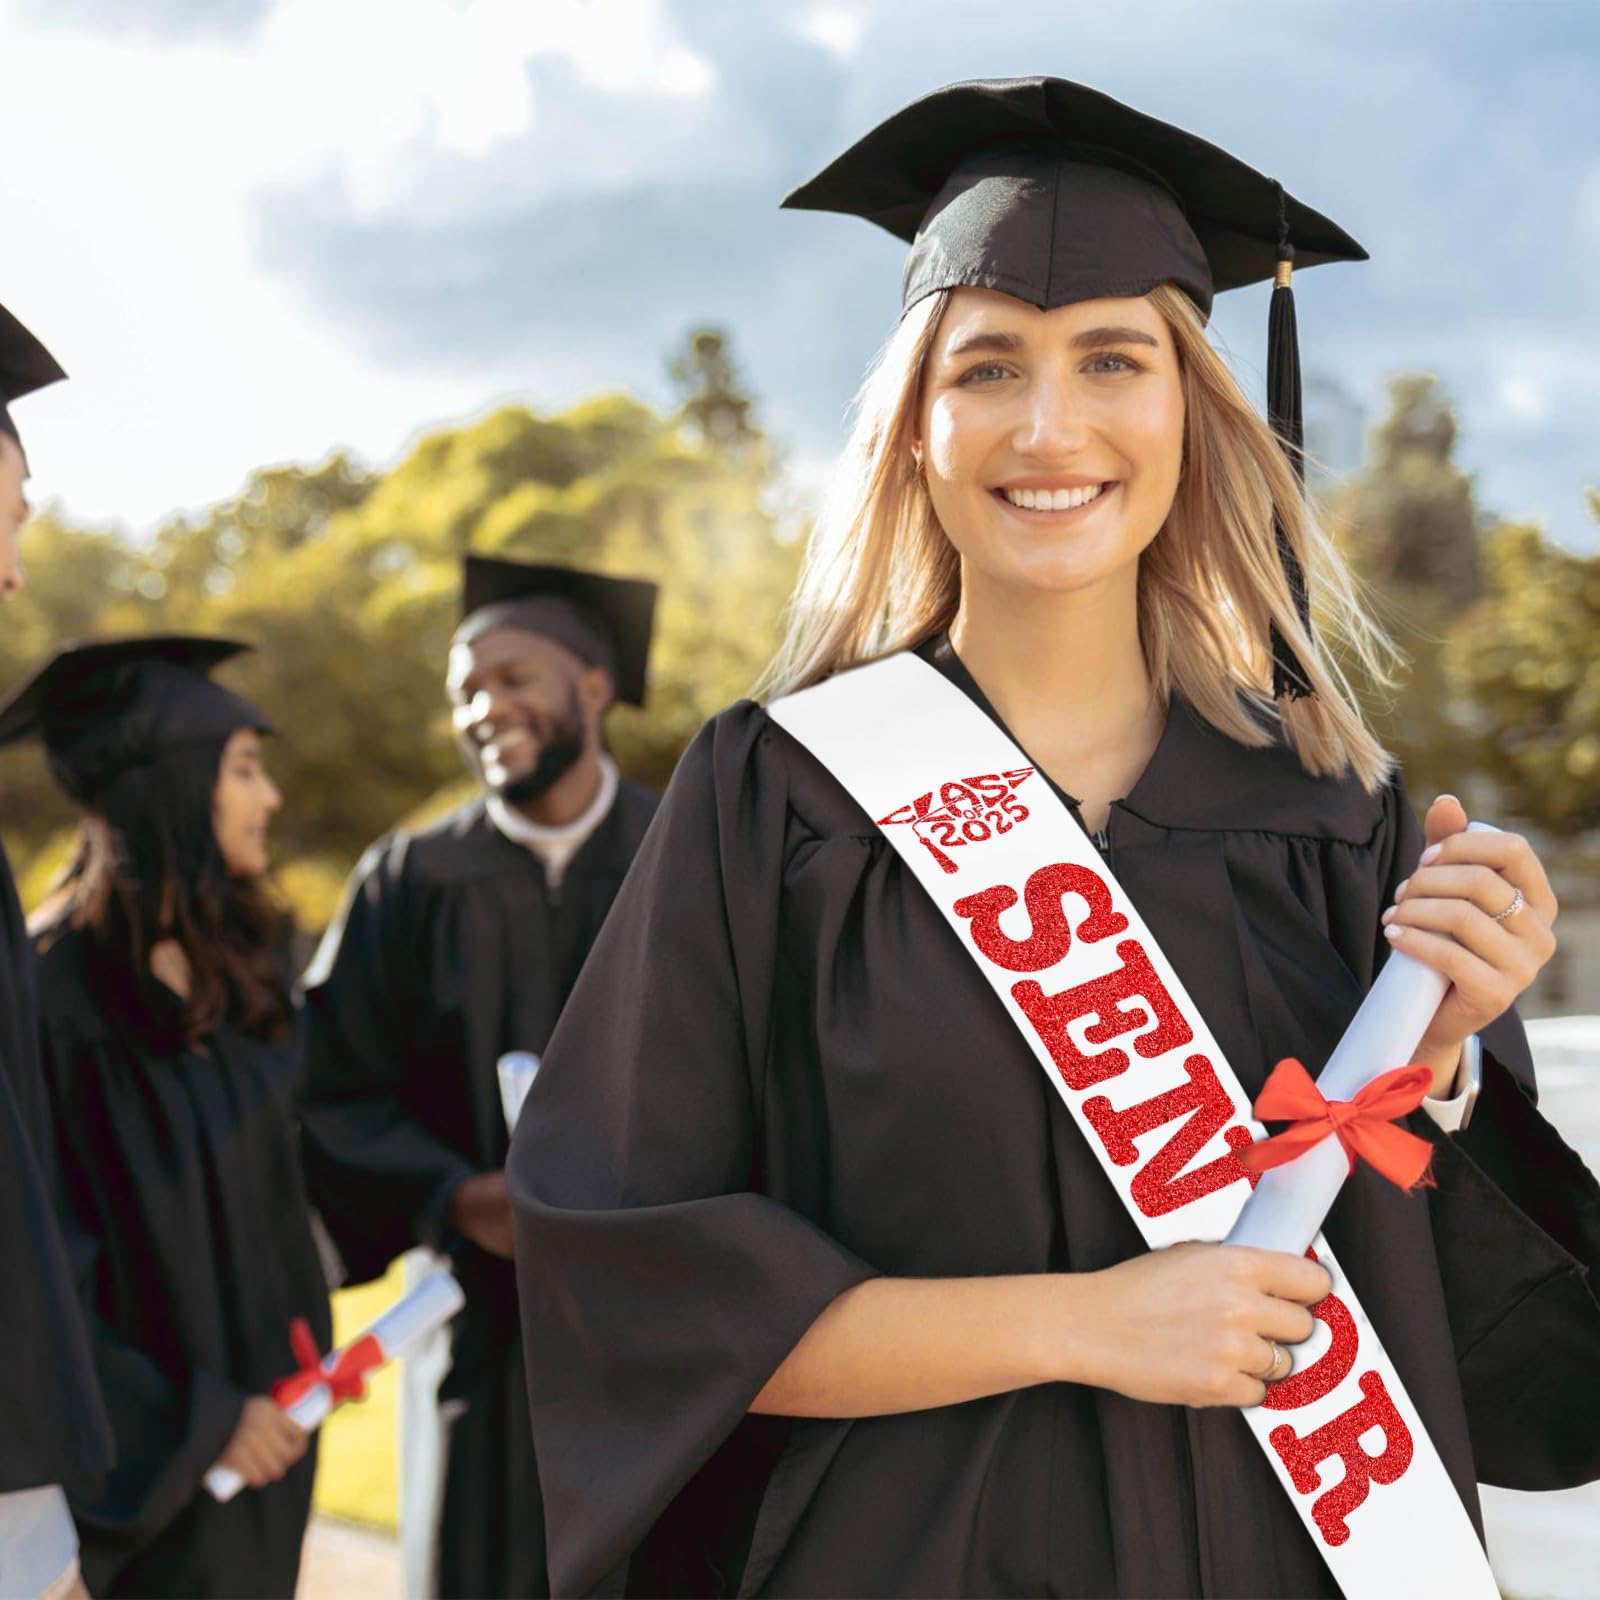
(1384, 925), (1404, 942)
(1381, 906), (1396, 924)
(1437, 793), (1458, 805)
(1420, 845), (1441, 864)
(1393, 878), (1409, 901)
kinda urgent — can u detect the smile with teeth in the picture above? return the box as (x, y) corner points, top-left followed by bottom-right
(483, 730), (535, 765)
(999, 483), (1110, 512)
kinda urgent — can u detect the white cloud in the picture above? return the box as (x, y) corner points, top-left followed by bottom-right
(658, 44), (716, 97)
(793, 5), (866, 60)
(1497, 375), (1550, 425)
(0, 0), (716, 527)
(250, 0), (717, 211)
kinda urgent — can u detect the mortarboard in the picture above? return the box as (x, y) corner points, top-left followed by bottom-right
(456, 556), (658, 708)
(0, 299), (67, 454)
(0, 635), (273, 805)
(784, 76), (1368, 699)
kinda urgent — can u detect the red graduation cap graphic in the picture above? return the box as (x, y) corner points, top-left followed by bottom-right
(877, 768), (1036, 874)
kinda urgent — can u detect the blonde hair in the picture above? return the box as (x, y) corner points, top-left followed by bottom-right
(756, 283), (1399, 793)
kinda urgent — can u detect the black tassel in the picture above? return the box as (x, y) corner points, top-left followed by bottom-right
(1267, 185), (1314, 700)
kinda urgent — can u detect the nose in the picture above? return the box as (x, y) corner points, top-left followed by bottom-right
(467, 688), (516, 733)
(264, 778), (283, 815)
(1011, 364), (1093, 460)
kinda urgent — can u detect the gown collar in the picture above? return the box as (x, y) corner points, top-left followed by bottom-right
(918, 631), (1383, 844)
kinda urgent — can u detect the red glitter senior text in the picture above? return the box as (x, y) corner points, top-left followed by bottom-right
(949, 855), (1415, 1545)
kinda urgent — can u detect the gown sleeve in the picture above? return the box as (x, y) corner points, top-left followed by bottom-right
(39, 1026), (246, 1550)
(0, 847), (113, 1495)
(1373, 778), (1600, 1488)
(509, 705), (880, 1598)
(299, 841), (478, 1282)
(0, 1074), (114, 1495)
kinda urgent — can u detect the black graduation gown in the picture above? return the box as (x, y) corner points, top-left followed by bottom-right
(0, 839), (113, 1496)
(299, 785), (659, 1599)
(36, 926), (330, 1599)
(510, 639), (1600, 1600)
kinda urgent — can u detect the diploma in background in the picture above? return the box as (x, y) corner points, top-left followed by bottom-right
(204, 1272), (466, 1503)
(497, 1050), (541, 1134)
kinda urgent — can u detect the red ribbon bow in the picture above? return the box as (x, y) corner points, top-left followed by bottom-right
(271, 1317), (384, 1411)
(1237, 1058), (1436, 1192)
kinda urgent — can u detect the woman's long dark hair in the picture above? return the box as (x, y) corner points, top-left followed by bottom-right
(35, 737), (292, 1046)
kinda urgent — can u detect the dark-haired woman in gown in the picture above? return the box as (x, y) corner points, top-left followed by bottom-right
(1, 637), (331, 1598)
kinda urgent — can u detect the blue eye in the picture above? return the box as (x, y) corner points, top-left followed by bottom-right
(958, 363), (1012, 385)
(1085, 352), (1142, 374)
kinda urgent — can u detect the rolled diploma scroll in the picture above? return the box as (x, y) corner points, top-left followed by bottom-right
(498, 1050), (542, 1134)
(203, 1270), (466, 1503)
(1226, 822), (1496, 1256)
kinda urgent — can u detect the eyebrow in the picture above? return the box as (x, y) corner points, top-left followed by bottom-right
(942, 324), (1161, 360)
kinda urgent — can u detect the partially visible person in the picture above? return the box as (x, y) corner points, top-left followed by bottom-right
(0, 635), (330, 1598)
(301, 557), (658, 1597)
(0, 300), (112, 1600)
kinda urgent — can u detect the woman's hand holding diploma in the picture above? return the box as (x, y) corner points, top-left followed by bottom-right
(1381, 796), (1559, 1096)
(1072, 1244), (1333, 1409)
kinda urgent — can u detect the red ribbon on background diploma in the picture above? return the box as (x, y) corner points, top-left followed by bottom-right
(271, 1317), (383, 1410)
(1239, 1059), (1435, 1191)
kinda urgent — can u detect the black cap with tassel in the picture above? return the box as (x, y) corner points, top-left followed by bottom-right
(1267, 184), (1315, 700)
(782, 77), (1366, 701)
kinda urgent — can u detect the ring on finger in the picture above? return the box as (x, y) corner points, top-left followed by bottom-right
(1490, 887), (1526, 924)
(1257, 1342), (1291, 1382)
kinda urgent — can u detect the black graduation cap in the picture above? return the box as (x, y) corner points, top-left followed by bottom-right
(0, 635), (273, 805)
(0, 299), (67, 452)
(784, 76), (1369, 700)
(456, 556), (658, 708)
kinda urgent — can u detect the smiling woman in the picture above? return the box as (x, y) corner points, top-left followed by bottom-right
(509, 75), (1600, 1600)
(762, 278), (1394, 800)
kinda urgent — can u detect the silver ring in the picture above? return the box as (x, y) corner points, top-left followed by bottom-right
(1260, 1342), (1291, 1383)
(1490, 887), (1526, 924)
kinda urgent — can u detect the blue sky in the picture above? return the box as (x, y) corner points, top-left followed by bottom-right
(3, 0), (1596, 548)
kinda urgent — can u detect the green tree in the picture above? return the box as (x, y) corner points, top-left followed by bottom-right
(0, 333), (800, 930)
(0, 514), (150, 863)
(1341, 376), (1483, 607)
(669, 327), (760, 455)
(1446, 502), (1600, 837)
(141, 453), (375, 617)
(1332, 375), (1486, 800)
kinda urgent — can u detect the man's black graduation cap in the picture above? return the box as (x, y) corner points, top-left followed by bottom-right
(456, 556), (658, 707)
(0, 299), (67, 452)
(0, 635), (272, 805)
(783, 76), (1368, 699)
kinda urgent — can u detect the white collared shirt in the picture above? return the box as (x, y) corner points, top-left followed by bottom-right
(1420, 1034), (1482, 1134)
(485, 756), (618, 892)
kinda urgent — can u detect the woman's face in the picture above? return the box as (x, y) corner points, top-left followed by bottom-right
(212, 728), (282, 878)
(916, 288), (1186, 597)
